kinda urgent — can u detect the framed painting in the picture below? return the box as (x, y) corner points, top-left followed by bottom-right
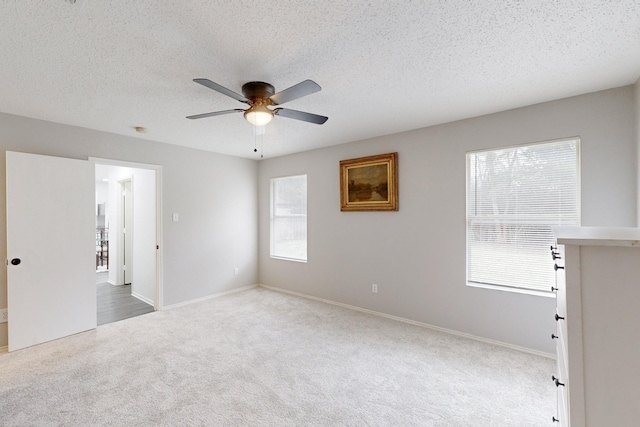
(340, 152), (398, 211)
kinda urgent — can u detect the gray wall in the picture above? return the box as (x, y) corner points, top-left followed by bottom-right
(258, 86), (637, 354)
(0, 113), (259, 348)
(1, 85), (635, 353)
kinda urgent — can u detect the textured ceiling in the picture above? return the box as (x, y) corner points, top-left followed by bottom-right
(1, 1), (639, 159)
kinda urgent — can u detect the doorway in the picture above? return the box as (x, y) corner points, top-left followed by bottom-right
(93, 159), (162, 326)
(6, 152), (163, 351)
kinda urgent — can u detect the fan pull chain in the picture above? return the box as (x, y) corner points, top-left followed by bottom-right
(253, 125), (265, 157)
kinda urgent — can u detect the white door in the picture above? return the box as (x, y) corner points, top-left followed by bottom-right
(121, 179), (133, 285)
(6, 151), (96, 352)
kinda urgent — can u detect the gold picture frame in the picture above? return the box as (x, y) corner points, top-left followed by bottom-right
(340, 152), (398, 211)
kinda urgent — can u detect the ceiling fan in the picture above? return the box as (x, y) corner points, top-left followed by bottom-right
(186, 79), (328, 126)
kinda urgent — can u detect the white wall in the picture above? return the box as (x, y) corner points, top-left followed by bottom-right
(0, 113), (259, 348)
(131, 168), (156, 304)
(258, 86), (637, 354)
(95, 181), (108, 206)
(106, 168), (124, 285)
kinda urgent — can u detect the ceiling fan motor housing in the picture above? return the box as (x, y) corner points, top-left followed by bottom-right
(242, 82), (275, 103)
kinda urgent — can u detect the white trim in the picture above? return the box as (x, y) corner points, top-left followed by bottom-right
(270, 256), (307, 263)
(154, 165), (163, 311)
(465, 135), (582, 156)
(270, 174), (308, 262)
(162, 285), (258, 310)
(89, 157), (160, 170)
(260, 284), (555, 359)
(467, 281), (557, 298)
(131, 292), (154, 307)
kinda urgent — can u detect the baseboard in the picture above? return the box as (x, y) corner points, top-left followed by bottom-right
(0, 345), (7, 354)
(107, 279), (117, 286)
(259, 284), (555, 359)
(131, 292), (154, 306)
(162, 285), (257, 310)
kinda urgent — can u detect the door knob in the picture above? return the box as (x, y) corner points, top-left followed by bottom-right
(10, 258), (21, 266)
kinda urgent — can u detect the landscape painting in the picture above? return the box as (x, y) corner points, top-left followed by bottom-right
(340, 152), (398, 211)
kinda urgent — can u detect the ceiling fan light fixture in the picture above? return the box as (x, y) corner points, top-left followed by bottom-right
(188, 79), (327, 127)
(244, 104), (273, 126)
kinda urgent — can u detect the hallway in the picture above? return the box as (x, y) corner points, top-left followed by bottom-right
(97, 272), (154, 326)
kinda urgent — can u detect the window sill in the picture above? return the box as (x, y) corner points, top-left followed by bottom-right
(466, 281), (556, 298)
(270, 256), (307, 263)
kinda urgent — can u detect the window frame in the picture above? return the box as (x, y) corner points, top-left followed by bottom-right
(465, 137), (581, 296)
(270, 174), (308, 263)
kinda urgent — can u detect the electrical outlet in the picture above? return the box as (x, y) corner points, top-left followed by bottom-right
(372, 284), (378, 293)
(234, 267), (239, 276)
(0, 308), (7, 323)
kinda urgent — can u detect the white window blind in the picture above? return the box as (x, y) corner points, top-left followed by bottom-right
(467, 138), (580, 293)
(271, 175), (307, 262)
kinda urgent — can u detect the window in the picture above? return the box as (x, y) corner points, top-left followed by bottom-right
(271, 175), (307, 262)
(466, 138), (580, 293)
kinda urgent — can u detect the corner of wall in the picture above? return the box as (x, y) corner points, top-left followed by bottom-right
(0, 322), (7, 349)
(636, 77), (640, 226)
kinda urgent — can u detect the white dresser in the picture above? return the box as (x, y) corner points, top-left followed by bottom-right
(552, 226), (640, 426)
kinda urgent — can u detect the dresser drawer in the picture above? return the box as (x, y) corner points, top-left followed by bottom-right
(554, 245), (567, 332)
(555, 325), (569, 426)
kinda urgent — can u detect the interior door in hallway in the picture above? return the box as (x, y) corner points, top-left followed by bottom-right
(121, 179), (133, 286)
(6, 151), (96, 352)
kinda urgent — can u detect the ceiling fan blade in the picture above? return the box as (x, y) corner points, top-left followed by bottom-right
(186, 109), (245, 120)
(193, 79), (249, 103)
(274, 108), (328, 124)
(269, 80), (321, 105)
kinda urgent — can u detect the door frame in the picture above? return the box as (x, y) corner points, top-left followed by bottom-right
(119, 178), (133, 286)
(90, 157), (163, 311)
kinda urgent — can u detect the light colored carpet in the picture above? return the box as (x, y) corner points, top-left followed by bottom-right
(0, 288), (555, 426)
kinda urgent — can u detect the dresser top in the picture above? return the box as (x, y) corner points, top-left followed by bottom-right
(553, 226), (640, 247)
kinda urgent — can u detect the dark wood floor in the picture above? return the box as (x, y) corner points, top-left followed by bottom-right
(97, 273), (154, 326)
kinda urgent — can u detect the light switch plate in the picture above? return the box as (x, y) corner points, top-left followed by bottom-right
(172, 213), (179, 222)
